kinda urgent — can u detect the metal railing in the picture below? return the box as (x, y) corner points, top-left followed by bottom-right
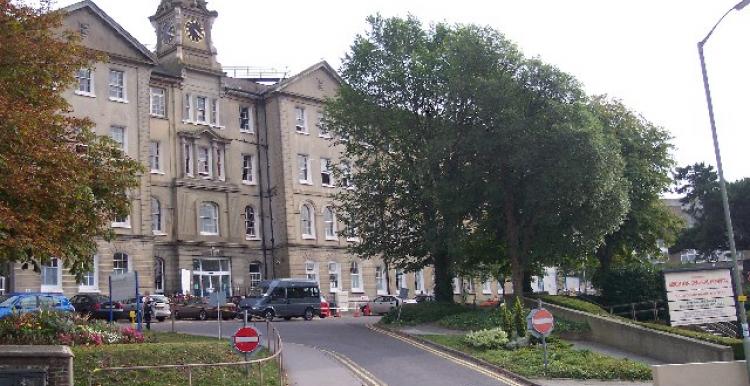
(88, 320), (284, 386)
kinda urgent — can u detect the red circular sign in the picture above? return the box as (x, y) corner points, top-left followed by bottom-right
(233, 327), (260, 353)
(531, 308), (554, 336)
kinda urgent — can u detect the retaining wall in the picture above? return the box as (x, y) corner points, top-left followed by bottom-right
(0, 345), (74, 386)
(652, 360), (750, 386)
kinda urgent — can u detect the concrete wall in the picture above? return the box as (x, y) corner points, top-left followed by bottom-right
(0, 345), (74, 386)
(653, 360), (750, 386)
(536, 301), (734, 364)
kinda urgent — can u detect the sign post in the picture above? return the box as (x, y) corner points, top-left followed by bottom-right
(527, 299), (555, 373)
(209, 291), (227, 339)
(233, 325), (261, 378)
(397, 288), (409, 322)
(109, 271), (138, 327)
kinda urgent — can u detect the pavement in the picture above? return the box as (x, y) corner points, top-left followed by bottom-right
(282, 342), (365, 386)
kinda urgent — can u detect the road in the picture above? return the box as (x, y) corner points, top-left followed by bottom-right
(151, 315), (514, 386)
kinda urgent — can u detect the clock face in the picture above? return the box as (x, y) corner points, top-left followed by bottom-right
(162, 23), (176, 45)
(184, 19), (205, 43)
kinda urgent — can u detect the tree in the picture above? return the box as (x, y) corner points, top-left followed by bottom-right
(0, 0), (142, 280)
(587, 96), (682, 274)
(672, 163), (750, 255)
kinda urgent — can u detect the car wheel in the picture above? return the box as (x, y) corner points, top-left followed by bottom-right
(303, 307), (314, 321)
(157, 317), (165, 322)
(263, 309), (274, 321)
(174, 310), (180, 320)
(198, 310), (207, 321)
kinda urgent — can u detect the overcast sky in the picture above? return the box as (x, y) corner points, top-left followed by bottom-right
(55, 0), (750, 182)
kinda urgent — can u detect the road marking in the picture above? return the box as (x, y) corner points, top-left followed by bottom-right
(368, 325), (527, 386)
(319, 348), (387, 386)
(234, 336), (259, 343)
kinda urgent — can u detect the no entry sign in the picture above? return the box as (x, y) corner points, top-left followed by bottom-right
(527, 308), (554, 338)
(233, 326), (260, 353)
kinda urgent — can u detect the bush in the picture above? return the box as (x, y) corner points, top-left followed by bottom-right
(501, 304), (513, 334)
(380, 302), (469, 325)
(594, 264), (665, 305)
(512, 297), (527, 337)
(535, 295), (608, 315)
(437, 308), (503, 331)
(464, 328), (509, 349)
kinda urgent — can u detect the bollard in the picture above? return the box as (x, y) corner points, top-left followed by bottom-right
(171, 305), (175, 333)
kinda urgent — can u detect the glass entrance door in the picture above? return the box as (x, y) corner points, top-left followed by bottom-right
(191, 258), (231, 297)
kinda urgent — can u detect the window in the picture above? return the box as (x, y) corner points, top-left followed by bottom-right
(317, 111), (329, 137)
(199, 202), (219, 235)
(681, 249), (698, 264)
(298, 154), (311, 184)
(41, 258), (61, 291)
(346, 213), (359, 242)
(350, 261), (363, 292)
(482, 280), (492, 294)
(149, 141), (161, 172)
(184, 141), (194, 176)
(108, 69), (125, 101)
(198, 146), (211, 177)
(305, 261), (319, 283)
(376, 266), (386, 295)
(295, 106), (306, 133)
(79, 256), (99, 292)
(150, 87), (166, 117)
(210, 98), (218, 126)
(464, 278), (474, 293)
(195, 96), (207, 123)
(216, 147), (224, 181)
(453, 277), (461, 295)
(242, 155), (254, 184)
(76, 68), (94, 96)
(395, 269), (405, 290)
(154, 257), (165, 294)
(249, 262), (262, 288)
(184, 93), (192, 121)
(110, 126), (126, 153)
(340, 161), (353, 188)
(151, 197), (163, 234)
(415, 270), (425, 294)
(113, 253), (129, 275)
(112, 208), (130, 228)
(323, 207), (336, 239)
(239, 106), (251, 132)
(321, 158), (333, 187)
(300, 204), (314, 239)
(244, 206), (257, 239)
(328, 261), (340, 292)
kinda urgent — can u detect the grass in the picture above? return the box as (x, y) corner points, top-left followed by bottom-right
(422, 335), (652, 381)
(436, 308), (503, 331)
(75, 332), (281, 386)
(380, 302), (470, 326)
(533, 295), (609, 316)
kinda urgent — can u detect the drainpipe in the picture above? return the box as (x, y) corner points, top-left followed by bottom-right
(261, 98), (277, 279)
(255, 99), (269, 281)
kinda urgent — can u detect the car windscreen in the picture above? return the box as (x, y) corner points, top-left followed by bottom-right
(0, 295), (17, 307)
(247, 286), (269, 298)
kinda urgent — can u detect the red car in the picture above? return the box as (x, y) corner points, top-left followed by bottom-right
(319, 295), (331, 318)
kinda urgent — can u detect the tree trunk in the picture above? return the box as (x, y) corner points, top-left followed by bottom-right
(433, 252), (454, 303)
(522, 269), (533, 294)
(510, 254), (524, 302)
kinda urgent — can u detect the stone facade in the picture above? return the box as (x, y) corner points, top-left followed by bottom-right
(0, 345), (74, 386)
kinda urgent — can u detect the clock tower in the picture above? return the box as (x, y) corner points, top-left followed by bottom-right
(149, 0), (221, 73)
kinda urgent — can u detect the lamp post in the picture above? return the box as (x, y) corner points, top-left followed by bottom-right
(698, 0), (750, 377)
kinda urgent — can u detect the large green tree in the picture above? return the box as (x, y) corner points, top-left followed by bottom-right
(0, 0), (142, 280)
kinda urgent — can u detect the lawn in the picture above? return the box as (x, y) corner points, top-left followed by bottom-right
(75, 332), (281, 386)
(421, 335), (652, 381)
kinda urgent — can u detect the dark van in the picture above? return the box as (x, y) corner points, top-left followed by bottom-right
(240, 279), (321, 321)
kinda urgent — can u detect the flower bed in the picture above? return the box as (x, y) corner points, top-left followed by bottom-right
(0, 310), (145, 346)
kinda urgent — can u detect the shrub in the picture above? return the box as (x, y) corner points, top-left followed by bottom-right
(593, 264), (665, 306)
(437, 308), (503, 331)
(501, 304), (513, 334)
(512, 297), (527, 337)
(464, 328), (509, 349)
(380, 302), (469, 325)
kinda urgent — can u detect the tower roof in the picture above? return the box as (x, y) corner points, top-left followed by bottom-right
(152, 0), (217, 19)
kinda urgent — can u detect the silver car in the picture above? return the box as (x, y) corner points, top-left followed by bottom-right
(122, 295), (172, 322)
(367, 295), (401, 315)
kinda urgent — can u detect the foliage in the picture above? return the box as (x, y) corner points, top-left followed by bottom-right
(534, 295), (609, 315)
(594, 264), (665, 305)
(0, 0), (143, 279)
(380, 302), (469, 326)
(423, 335), (651, 380)
(0, 310), (144, 346)
(75, 333), (281, 386)
(464, 328), (509, 349)
(438, 308), (503, 331)
(501, 304), (513, 334)
(554, 318), (591, 334)
(512, 297), (526, 337)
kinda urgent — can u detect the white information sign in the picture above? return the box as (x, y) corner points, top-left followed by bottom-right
(336, 291), (350, 312)
(664, 268), (737, 326)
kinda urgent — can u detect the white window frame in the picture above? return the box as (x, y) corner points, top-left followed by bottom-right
(149, 141), (162, 174)
(300, 204), (315, 239)
(78, 255), (99, 292)
(464, 278), (474, 294)
(340, 162), (353, 189)
(317, 110), (330, 138)
(184, 93), (193, 122)
(453, 277), (461, 295)
(150, 87), (166, 117)
(320, 158), (334, 187)
(75, 68), (95, 97)
(152, 197), (165, 235)
(239, 106), (252, 133)
(245, 205), (259, 240)
(395, 269), (405, 290)
(249, 262), (262, 288)
(482, 280), (492, 295)
(298, 154), (311, 185)
(216, 146), (225, 181)
(109, 126), (127, 154)
(184, 141), (194, 177)
(305, 261), (319, 283)
(197, 146), (212, 178)
(328, 261), (341, 293)
(154, 257), (165, 294)
(376, 266), (387, 295)
(112, 253), (130, 276)
(40, 258), (63, 292)
(242, 154), (256, 185)
(415, 270), (425, 295)
(350, 261), (363, 293)
(195, 96), (208, 123)
(210, 98), (219, 126)
(199, 202), (220, 236)
(323, 207), (337, 240)
(108, 69), (127, 103)
(111, 212), (130, 229)
(295, 106), (307, 134)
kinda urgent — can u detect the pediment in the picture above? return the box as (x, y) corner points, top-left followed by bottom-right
(178, 127), (230, 143)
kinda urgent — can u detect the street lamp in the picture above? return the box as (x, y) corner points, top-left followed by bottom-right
(698, 0), (750, 377)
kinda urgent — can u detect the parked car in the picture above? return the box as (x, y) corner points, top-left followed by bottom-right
(173, 297), (236, 320)
(366, 295), (401, 315)
(121, 295), (173, 322)
(319, 295), (331, 318)
(0, 293), (75, 319)
(415, 294), (435, 303)
(239, 279), (321, 321)
(70, 294), (124, 320)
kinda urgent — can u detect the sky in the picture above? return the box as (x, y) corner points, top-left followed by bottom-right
(54, 0), (750, 183)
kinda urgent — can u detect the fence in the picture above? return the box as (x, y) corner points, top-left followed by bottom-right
(88, 320), (284, 386)
(607, 300), (669, 321)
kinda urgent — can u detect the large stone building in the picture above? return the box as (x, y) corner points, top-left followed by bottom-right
(2, 0), (459, 305)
